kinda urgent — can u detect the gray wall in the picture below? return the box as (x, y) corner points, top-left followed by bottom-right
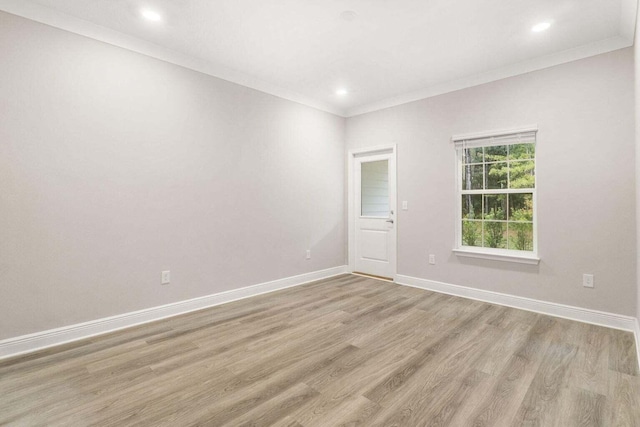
(635, 5), (640, 322)
(1, 10), (637, 342)
(0, 12), (346, 340)
(347, 48), (636, 316)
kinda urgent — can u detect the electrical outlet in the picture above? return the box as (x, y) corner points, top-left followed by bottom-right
(429, 254), (435, 265)
(161, 270), (170, 285)
(306, 250), (311, 260)
(583, 274), (594, 288)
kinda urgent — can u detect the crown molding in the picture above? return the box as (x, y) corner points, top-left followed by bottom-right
(346, 35), (633, 117)
(1, 0), (635, 119)
(0, 0), (347, 117)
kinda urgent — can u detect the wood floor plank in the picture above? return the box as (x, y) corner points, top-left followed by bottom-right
(560, 387), (607, 427)
(422, 369), (490, 427)
(510, 340), (578, 426)
(464, 315), (558, 427)
(609, 328), (639, 376)
(221, 382), (320, 427)
(1, 274), (638, 426)
(298, 394), (381, 427)
(476, 320), (533, 376)
(269, 416), (304, 427)
(608, 370), (640, 426)
(367, 324), (502, 426)
(363, 303), (497, 405)
(372, 368), (490, 427)
(192, 345), (359, 426)
(568, 323), (610, 396)
(292, 346), (416, 424)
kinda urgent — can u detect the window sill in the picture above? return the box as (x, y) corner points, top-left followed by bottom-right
(453, 248), (540, 265)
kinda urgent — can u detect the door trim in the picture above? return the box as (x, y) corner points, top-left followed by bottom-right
(348, 145), (398, 281)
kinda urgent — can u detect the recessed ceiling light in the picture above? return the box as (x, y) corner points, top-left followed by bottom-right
(141, 9), (163, 22)
(336, 88), (348, 96)
(340, 11), (358, 22)
(531, 22), (551, 33)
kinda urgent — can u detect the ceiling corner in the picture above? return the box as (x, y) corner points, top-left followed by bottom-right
(0, 0), (346, 118)
(345, 34), (632, 118)
(620, 0), (638, 43)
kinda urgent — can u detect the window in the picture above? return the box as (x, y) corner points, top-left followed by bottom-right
(453, 128), (538, 264)
(361, 160), (389, 217)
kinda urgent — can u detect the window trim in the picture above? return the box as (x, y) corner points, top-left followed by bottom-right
(453, 126), (539, 264)
(453, 247), (540, 265)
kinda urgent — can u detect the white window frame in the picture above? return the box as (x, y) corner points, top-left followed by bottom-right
(452, 126), (540, 265)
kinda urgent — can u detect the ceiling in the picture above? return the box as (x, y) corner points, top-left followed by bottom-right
(0, 0), (637, 117)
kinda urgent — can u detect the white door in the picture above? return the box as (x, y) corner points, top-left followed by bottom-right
(352, 148), (397, 279)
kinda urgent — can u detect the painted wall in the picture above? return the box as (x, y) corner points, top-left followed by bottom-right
(635, 4), (640, 322)
(347, 49), (636, 316)
(0, 12), (345, 340)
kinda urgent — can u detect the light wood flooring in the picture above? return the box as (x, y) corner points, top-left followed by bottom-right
(1, 274), (639, 426)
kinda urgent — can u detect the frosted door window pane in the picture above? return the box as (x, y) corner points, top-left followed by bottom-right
(361, 160), (389, 217)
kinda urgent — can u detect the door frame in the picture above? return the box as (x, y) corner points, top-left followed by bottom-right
(347, 144), (398, 281)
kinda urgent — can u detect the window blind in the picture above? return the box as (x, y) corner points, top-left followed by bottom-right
(453, 129), (537, 149)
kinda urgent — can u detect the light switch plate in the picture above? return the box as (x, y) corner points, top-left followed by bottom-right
(161, 270), (170, 285)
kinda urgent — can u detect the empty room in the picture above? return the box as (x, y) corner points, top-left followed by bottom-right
(1, 0), (640, 425)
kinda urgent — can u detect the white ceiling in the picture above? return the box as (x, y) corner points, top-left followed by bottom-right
(0, 0), (637, 116)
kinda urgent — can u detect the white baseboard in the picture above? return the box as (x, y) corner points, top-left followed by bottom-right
(0, 265), (348, 360)
(395, 274), (637, 332)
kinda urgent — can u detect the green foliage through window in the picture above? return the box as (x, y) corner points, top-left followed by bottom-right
(460, 142), (535, 252)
